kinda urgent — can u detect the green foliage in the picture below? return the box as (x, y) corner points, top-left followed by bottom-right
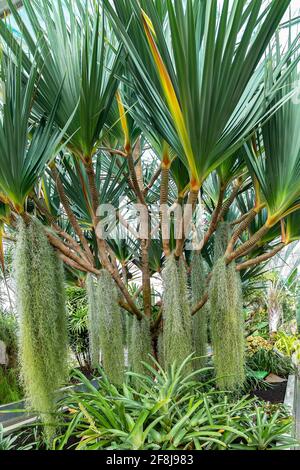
(0, 424), (18, 450)
(0, 53), (71, 208)
(0, 311), (18, 367)
(274, 331), (300, 358)
(209, 257), (245, 390)
(86, 275), (100, 368)
(0, 424), (41, 451)
(14, 218), (69, 438)
(97, 270), (124, 385)
(162, 256), (192, 372)
(105, 0), (292, 185)
(0, 0), (121, 159)
(228, 405), (295, 450)
(66, 286), (90, 370)
(191, 253), (208, 369)
(128, 315), (152, 378)
(52, 356), (295, 450)
(247, 349), (293, 378)
(241, 366), (271, 395)
(0, 367), (22, 405)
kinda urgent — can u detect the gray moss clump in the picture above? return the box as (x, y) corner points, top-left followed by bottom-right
(15, 219), (69, 439)
(97, 270), (124, 385)
(191, 253), (208, 369)
(128, 315), (152, 378)
(209, 256), (245, 390)
(162, 255), (192, 372)
(86, 274), (100, 368)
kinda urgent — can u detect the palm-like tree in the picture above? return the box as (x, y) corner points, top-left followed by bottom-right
(0, 0), (299, 354)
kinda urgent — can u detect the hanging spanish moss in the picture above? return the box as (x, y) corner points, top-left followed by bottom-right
(97, 270), (124, 385)
(213, 222), (230, 261)
(86, 274), (100, 368)
(209, 256), (245, 390)
(128, 315), (152, 380)
(15, 219), (69, 440)
(191, 253), (208, 369)
(157, 330), (164, 368)
(162, 255), (192, 372)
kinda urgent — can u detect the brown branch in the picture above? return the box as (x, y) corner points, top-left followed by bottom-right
(51, 165), (93, 262)
(127, 152), (147, 205)
(226, 224), (270, 262)
(57, 252), (93, 273)
(175, 188), (199, 258)
(47, 231), (99, 274)
(99, 242), (143, 319)
(198, 186), (226, 252)
(133, 138), (144, 192)
(192, 238), (284, 316)
(100, 147), (127, 158)
(236, 243), (285, 271)
(84, 155), (143, 320)
(33, 195), (90, 262)
(225, 208), (257, 256)
(144, 167), (161, 196)
(160, 165), (171, 257)
(74, 159), (93, 216)
(230, 211), (252, 227)
(126, 142), (151, 318)
(191, 293), (209, 316)
(218, 181), (241, 220)
(118, 298), (136, 315)
(84, 157), (100, 217)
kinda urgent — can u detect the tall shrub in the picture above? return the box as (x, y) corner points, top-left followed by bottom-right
(98, 270), (124, 384)
(15, 219), (68, 438)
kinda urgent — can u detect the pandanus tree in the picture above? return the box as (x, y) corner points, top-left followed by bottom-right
(0, 0), (299, 418)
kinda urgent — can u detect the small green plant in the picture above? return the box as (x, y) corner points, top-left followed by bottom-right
(247, 348), (293, 377)
(66, 286), (90, 370)
(0, 311), (18, 368)
(274, 331), (300, 358)
(0, 424), (18, 450)
(0, 367), (22, 404)
(51, 356), (295, 451)
(229, 406), (296, 450)
(0, 424), (42, 451)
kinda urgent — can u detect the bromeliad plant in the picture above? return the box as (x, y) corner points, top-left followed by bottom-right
(52, 356), (296, 450)
(1, 0), (300, 420)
